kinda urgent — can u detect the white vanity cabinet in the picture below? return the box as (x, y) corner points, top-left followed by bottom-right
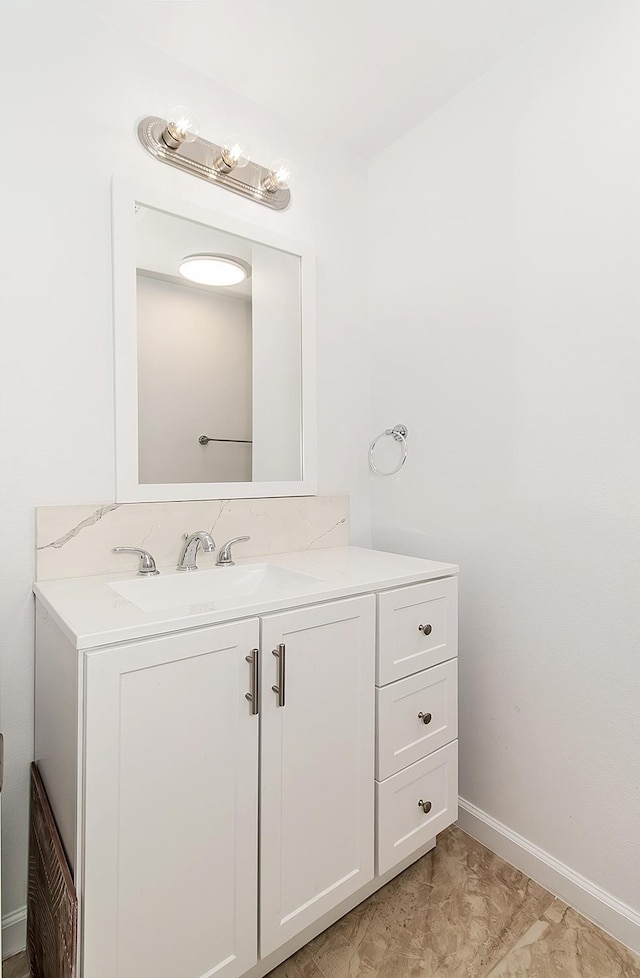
(35, 595), (377, 978)
(34, 548), (459, 978)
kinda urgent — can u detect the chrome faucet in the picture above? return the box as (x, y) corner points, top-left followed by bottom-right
(216, 535), (251, 567)
(177, 531), (215, 572)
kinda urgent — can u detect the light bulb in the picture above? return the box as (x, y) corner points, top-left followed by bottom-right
(214, 133), (252, 173)
(220, 134), (251, 170)
(263, 158), (295, 193)
(162, 105), (200, 149)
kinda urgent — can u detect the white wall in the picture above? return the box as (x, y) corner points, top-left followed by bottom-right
(0, 0), (371, 945)
(137, 276), (252, 484)
(370, 0), (640, 920)
(251, 244), (302, 482)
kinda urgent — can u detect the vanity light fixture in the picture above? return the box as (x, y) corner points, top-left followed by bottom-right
(138, 107), (293, 210)
(178, 254), (251, 287)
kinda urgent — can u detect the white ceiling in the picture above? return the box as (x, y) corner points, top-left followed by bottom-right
(81, 0), (575, 158)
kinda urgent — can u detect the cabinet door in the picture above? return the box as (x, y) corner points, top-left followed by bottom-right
(260, 596), (375, 958)
(82, 620), (260, 978)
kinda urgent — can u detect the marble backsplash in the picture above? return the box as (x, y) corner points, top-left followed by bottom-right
(36, 495), (349, 581)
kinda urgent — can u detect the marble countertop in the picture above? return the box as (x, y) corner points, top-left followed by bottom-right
(33, 546), (458, 651)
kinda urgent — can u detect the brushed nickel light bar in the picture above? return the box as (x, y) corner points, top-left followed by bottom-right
(137, 107), (293, 211)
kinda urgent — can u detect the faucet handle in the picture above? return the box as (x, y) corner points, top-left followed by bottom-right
(113, 547), (160, 576)
(216, 536), (251, 567)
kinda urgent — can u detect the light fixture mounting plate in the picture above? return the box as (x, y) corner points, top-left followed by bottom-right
(137, 117), (291, 211)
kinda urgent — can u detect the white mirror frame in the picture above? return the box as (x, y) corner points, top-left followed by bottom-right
(111, 177), (317, 502)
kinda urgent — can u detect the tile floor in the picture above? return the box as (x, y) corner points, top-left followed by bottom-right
(3, 952), (29, 978)
(4, 827), (639, 978)
(267, 827), (640, 978)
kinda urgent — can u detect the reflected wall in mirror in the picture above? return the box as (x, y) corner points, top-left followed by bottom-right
(112, 181), (316, 502)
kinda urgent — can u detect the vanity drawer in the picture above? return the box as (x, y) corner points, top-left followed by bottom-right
(376, 658), (458, 780)
(377, 578), (458, 686)
(376, 741), (458, 875)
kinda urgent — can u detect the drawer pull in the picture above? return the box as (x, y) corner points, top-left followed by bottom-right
(418, 799), (432, 814)
(417, 711), (432, 725)
(418, 623), (432, 636)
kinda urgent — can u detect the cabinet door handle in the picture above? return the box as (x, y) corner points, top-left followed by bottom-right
(418, 711), (432, 725)
(418, 799), (432, 814)
(245, 649), (259, 716)
(272, 643), (286, 707)
(418, 623), (432, 636)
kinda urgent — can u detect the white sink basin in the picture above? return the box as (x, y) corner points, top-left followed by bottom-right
(110, 563), (323, 613)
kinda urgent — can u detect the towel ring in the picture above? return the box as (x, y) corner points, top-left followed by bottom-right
(369, 424), (408, 477)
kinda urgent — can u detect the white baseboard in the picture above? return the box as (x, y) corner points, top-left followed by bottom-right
(2, 906), (27, 960)
(458, 797), (640, 955)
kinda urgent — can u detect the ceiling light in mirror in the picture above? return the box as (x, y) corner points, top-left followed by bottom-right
(178, 253), (252, 287)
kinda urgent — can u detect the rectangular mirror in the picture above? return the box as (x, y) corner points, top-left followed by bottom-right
(112, 180), (316, 501)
